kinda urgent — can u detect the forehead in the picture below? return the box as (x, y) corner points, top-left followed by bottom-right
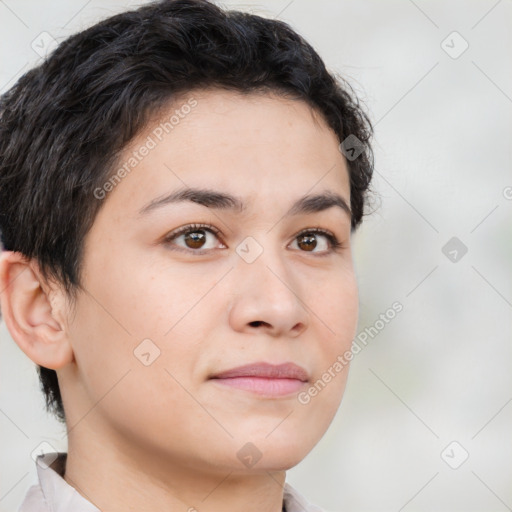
(98, 88), (350, 222)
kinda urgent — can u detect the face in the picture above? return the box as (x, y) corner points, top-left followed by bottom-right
(60, 88), (358, 474)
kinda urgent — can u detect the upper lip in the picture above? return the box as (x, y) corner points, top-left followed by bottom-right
(210, 362), (309, 382)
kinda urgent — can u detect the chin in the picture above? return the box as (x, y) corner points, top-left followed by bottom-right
(262, 451), (309, 472)
(245, 432), (320, 471)
(228, 450), (309, 475)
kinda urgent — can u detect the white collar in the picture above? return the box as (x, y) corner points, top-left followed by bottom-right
(19, 452), (323, 512)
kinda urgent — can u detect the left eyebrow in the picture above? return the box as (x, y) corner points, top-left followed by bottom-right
(138, 186), (352, 220)
(288, 190), (351, 220)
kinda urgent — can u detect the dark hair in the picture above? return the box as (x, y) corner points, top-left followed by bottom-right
(0, 0), (374, 423)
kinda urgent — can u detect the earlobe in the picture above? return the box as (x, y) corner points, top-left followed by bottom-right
(0, 251), (74, 369)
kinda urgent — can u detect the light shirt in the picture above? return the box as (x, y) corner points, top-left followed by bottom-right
(19, 452), (324, 512)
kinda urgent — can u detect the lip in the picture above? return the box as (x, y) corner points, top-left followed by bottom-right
(211, 362), (309, 381)
(209, 362), (309, 397)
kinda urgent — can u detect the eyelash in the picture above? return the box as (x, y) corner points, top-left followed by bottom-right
(163, 223), (343, 256)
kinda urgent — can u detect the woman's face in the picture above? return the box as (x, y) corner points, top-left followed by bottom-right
(61, 88), (359, 473)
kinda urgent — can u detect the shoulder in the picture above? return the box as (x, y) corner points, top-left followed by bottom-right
(17, 452), (100, 512)
(18, 483), (49, 512)
(283, 482), (326, 512)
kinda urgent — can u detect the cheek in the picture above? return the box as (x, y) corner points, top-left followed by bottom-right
(66, 262), (218, 414)
(66, 292), (202, 443)
(308, 268), (358, 405)
(313, 265), (359, 350)
(115, 259), (224, 340)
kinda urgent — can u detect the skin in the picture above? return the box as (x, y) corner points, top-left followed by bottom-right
(0, 88), (359, 512)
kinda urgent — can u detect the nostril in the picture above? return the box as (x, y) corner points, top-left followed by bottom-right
(250, 321), (265, 327)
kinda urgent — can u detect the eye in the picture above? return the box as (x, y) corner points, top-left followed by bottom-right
(289, 228), (342, 255)
(163, 223), (225, 254)
(163, 224), (342, 256)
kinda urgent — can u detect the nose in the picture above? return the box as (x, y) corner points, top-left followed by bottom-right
(227, 245), (308, 338)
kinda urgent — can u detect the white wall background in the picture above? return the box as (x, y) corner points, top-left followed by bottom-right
(1, 1), (511, 511)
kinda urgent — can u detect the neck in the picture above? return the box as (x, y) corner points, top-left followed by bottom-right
(63, 427), (287, 512)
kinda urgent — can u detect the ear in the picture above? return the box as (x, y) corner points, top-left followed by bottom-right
(0, 251), (74, 369)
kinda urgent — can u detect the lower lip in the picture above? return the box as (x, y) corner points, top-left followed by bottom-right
(211, 377), (306, 396)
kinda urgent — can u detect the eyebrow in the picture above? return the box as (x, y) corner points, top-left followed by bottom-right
(138, 186), (351, 220)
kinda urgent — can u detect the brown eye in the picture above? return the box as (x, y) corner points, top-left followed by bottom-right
(164, 223), (224, 254)
(183, 229), (207, 249)
(297, 233), (318, 252)
(290, 228), (341, 255)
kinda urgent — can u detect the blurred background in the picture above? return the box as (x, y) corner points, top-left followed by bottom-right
(1, 1), (511, 510)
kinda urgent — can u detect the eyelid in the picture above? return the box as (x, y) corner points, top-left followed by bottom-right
(291, 226), (343, 254)
(165, 223), (222, 239)
(162, 223), (225, 254)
